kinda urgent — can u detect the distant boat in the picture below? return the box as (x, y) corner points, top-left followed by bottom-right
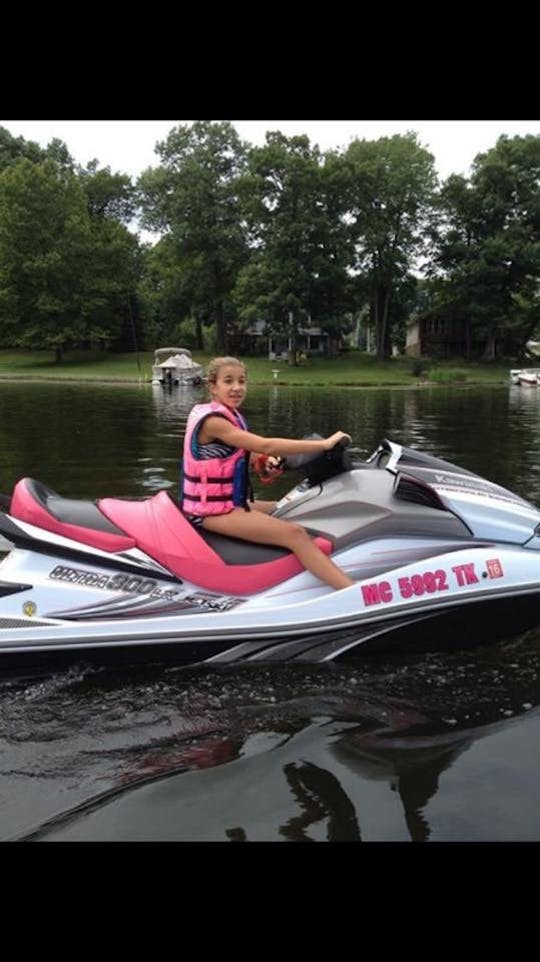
(510, 368), (540, 387)
(151, 348), (204, 386)
(518, 372), (539, 387)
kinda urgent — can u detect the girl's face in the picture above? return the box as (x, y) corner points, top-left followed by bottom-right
(210, 364), (247, 410)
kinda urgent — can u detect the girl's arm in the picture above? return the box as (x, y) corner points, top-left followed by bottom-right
(203, 416), (350, 457)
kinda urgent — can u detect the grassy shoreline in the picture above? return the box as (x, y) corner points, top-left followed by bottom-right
(0, 349), (514, 387)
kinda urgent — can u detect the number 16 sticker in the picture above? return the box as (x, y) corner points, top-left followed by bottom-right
(486, 558), (504, 579)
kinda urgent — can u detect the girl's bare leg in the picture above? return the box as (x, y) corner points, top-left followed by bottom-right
(250, 499), (277, 515)
(202, 509), (354, 591)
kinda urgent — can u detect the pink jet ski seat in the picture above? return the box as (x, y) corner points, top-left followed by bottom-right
(10, 478), (137, 552)
(99, 491), (333, 595)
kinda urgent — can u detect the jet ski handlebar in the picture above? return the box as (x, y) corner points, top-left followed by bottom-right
(281, 435), (354, 486)
(252, 435), (353, 486)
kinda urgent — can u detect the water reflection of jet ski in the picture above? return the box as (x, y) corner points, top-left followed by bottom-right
(0, 439), (539, 664)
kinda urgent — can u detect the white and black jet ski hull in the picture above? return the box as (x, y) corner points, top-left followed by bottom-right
(1, 438), (539, 665)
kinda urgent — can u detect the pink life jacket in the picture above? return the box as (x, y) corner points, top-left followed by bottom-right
(181, 401), (250, 516)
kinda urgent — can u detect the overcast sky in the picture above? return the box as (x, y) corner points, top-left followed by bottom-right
(2, 120), (540, 183)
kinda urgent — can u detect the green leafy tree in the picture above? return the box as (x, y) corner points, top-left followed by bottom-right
(0, 158), (94, 357)
(304, 150), (356, 349)
(0, 127), (74, 173)
(234, 133), (352, 363)
(78, 161), (141, 351)
(78, 160), (136, 223)
(344, 133), (437, 360)
(0, 157), (140, 357)
(138, 236), (198, 347)
(431, 135), (540, 358)
(138, 121), (248, 350)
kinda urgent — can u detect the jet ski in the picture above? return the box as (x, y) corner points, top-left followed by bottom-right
(0, 439), (539, 665)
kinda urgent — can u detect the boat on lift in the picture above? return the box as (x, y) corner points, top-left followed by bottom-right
(151, 348), (203, 386)
(510, 368), (540, 387)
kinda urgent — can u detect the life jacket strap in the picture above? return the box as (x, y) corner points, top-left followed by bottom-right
(183, 471), (235, 484)
(183, 493), (237, 503)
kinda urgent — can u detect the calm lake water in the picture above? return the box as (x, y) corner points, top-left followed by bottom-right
(1, 379), (539, 842)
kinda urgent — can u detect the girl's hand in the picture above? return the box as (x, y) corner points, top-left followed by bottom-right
(323, 431), (351, 451)
(252, 453), (285, 484)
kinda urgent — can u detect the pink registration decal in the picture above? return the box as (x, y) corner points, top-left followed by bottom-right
(486, 558), (504, 579)
(360, 556), (505, 609)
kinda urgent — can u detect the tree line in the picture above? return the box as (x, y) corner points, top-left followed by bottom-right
(0, 121), (538, 364)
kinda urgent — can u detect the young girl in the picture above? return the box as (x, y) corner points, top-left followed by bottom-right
(181, 356), (355, 591)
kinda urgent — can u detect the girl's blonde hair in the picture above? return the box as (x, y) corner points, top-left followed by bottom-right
(207, 356), (247, 384)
